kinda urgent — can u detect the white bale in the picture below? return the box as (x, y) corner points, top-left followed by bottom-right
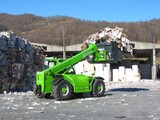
(132, 72), (141, 82)
(82, 60), (95, 76)
(74, 61), (84, 74)
(112, 69), (119, 82)
(132, 65), (139, 73)
(125, 68), (133, 82)
(94, 64), (103, 77)
(119, 66), (125, 82)
(103, 65), (111, 82)
(132, 65), (141, 82)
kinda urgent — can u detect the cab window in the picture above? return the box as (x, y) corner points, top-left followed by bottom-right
(48, 61), (56, 68)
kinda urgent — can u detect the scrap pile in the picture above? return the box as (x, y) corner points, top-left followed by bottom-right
(0, 31), (44, 93)
(82, 26), (132, 53)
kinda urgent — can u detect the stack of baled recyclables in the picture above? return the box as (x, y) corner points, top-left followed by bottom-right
(0, 31), (44, 93)
(80, 26), (136, 82)
(113, 65), (141, 82)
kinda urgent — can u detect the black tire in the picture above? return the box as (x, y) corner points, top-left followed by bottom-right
(33, 85), (43, 98)
(92, 79), (105, 97)
(52, 80), (73, 101)
(44, 93), (51, 98)
(34, 85), (50, 98)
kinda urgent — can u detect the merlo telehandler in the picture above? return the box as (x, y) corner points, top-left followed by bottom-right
(34, 42), (122, 100)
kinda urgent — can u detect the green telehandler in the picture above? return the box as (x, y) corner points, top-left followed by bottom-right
(34, 42), (122, 100)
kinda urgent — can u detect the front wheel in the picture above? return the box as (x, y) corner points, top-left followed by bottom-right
(33, 84), (51, 98)
(33, 85), (43, 98)
(92, 79), (105, 97)
(52, 80), (73, 101)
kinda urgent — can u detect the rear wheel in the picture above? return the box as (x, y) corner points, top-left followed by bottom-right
(53, 80), (73, 100)
(92, 79), (105, 97)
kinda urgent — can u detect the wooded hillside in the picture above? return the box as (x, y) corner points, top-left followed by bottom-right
(0, 13), (160, 45)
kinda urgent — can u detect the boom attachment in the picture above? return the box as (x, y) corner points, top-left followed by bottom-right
(35, 26), (132, 100)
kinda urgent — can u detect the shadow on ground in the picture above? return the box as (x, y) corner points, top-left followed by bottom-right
(47, 88), (147, 100)
(104, 93), (113, 96)
(108, 88), (149, 92)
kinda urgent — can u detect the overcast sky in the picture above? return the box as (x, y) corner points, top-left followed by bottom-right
(1, 0), (160, 22)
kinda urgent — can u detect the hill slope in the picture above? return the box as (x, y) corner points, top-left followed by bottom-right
(0, 13), (160, 45)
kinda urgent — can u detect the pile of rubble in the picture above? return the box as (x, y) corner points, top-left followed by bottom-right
(82, 26), (132, 52)
(0, 31), (44, 93)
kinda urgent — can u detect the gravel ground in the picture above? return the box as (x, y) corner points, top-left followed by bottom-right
(0, 80), (160, 120)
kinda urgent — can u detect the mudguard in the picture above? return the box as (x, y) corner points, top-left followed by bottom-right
(94, 77), (104, 80)
(52, 76), (64, 85)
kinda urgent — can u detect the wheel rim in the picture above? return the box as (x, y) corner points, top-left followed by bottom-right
(97, 83), (103, 93)
(60, 85), (69, 96)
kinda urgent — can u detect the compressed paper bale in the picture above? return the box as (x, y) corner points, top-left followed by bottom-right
(24, 70), (32, 78)
(31, 65), (37, 78)
(21, 77), (35, 92)
(0, 67), (9, 78)
(0, 39), (7, 50)
(16, 38), (26, 50)
(0, 52), (5, 66)
(74, 61), (84, 74)
(11, 63), (24, 80)
(0, 53), (10, 67)
(118, 66), (125, 82)
(10, 83), (17, 92)
(35, 55), (40, 65)
(11, 80), (20, 92)
(36, 65), (44, 72)
(0, 31), (44, 93)
(103, 65), (111, 82)
(132, 65), (139, 73)
(0, 36), (8, 51)
(83, 60), (94, 76)
(132, 65), (141, 81)
(35, 47), (44, 56)
(24, 64), (33, 77)
(0, 81), (3, 93)
(19, 80), (29, 92)
(7, 37), (16, 48)
(125, 68), (133, 82)
(94, 63), (104, 77)
(29, 56), (34, 64)
(2, 77), (11, 93)
(24, 53), (30, 63)
(17, 50), (25, 63)
(112, 69), (119, 82)
(25, 41), (34, 54)
(8, 49), (17, 63)
(35, 54), (45, 65)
